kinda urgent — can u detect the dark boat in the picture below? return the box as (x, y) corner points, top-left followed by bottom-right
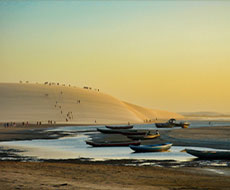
(129, 142), (172, 152)
(105, 125), (133, 129)
(121, 131), (147, 136)
(126, 134), (160, 140)
(174, 122), (190, 128)
(85, 140), (141, 147)
(155, 123), (174, 128)
(97, 128), (127, 134)
(155, 118), (189, 128)
(185, 149), (230, 160)
(97, 128), (147, 135)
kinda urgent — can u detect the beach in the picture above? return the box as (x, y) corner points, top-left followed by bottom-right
(0, 124), (230, 189)
(0, 82), (230, 190)
(1, 160), (230, 190)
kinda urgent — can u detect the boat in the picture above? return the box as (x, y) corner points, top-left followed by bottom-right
(126, 134), (160, 140)
(174, 121), (190, 128)
(105, 125), (133, 129)
(97, 128), (147, 135)
(185, 149), (230, 160)
(155, 123), (174, 128)
(97, 128), (129, 134)
(85, 140), (141, 147)
(121, 130), (148, 136)
(155, 118), (189, 128)
(129, 142), (173, 152)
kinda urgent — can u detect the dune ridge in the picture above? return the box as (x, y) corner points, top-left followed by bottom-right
(0, 83), (183, 124)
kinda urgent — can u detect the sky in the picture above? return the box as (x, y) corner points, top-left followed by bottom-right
(1, 0), (230, 113)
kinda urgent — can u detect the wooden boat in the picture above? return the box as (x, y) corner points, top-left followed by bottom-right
(97, 128), (129, 134)
(121, 131), (147, 136)
(174, 122), (190, 128)
(155, 123), (174, 128)
(126, 134), (160, 140)
(97, 128), (147, 135)
(185, 149), (230, 160)
(129, 143), (172, 152)
(105, 125), (133, 129)
(85, 140), (141, 147)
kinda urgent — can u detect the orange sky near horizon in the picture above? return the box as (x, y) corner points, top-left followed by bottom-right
(1, 1), (230, 113)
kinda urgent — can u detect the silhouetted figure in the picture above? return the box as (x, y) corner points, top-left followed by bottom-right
(146, 131), (151, 135)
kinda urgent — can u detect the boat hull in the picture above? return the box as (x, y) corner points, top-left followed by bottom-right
(155, 123), (174, 128)
(185, 149), (230, 160)
(97, 128), (147, 135)
(105, 125), (133, 129)
(129, 143), (172, 152)
(127, 134), (160, 140)
(174, 123), (190, 128)
(85, 140), (141, 147)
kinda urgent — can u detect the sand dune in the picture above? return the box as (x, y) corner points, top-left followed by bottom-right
(0, 83), (183, 124)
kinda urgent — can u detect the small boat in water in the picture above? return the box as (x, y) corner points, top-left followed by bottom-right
(105, 125), (133, 129)
(97, 128), (125, 134)
(85, 140), (141, 147)
(155, 123), (174, 128)
(174, 121), (190, 128)
(97, 128), (147, 135)
(129, 142), (172, 152)
(126, 134), (160, 140)
(185, 149), (230, 160)
(156, 118), (190, 128)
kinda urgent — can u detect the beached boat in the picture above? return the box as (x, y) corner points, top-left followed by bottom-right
(126, 134), (160, 140)
(174, 122), (190, 128)
(85, 140), (141, 147)
(129, 143), (172, 152)
(155, 123), (174, 128)
(97, 128), (147, 135)
(105, 125), (133, 129)
(97, 128), (128, 134)
(155, 118), (189, 128)
(121, 131), (148, 136)
(185, 149), (230, 160)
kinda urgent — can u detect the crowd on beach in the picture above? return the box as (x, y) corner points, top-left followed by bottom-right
(143, 118), (158, 123)
(19, 80), (100, 92)
(2, 120), (60, 128)
(3, 122), (17, 127)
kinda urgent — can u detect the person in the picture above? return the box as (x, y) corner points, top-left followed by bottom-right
(146, 131), (151, 135)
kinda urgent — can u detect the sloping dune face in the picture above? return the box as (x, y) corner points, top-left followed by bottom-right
(123, 102), (184, 121)
(0, 83), (183, 124)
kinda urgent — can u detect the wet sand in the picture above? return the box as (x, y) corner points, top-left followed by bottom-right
(160, 126), (230, 150)
(1, 161), (230, 190)
(0, 125), (230, 189)
(0, 123), (95, 142)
